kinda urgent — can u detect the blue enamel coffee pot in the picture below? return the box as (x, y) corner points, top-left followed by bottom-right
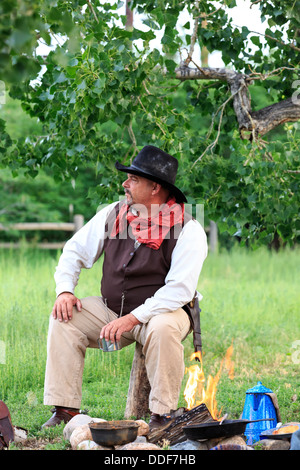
(242, 381), (278, 444)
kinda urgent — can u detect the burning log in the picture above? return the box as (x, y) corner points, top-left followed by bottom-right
(147, 404), (214, 445)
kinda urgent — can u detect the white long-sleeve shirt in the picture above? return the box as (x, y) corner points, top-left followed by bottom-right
(54, 202), (208, 323)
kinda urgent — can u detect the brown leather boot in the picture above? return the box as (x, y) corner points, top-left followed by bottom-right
(149, 413), (172, 431)
(41, 406), (80, 429)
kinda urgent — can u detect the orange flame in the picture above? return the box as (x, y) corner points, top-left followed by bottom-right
(184, 343), (234, 420)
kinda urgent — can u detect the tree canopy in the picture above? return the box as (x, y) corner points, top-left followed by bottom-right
(0, 0), (299, 247)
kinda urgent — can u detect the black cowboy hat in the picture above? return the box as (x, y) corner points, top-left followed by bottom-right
(115, 145), (187, 203)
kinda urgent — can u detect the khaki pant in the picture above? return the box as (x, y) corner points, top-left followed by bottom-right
(44, 296), (191, 415)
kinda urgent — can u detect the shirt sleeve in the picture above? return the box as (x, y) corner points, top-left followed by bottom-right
(130, 219), (208, 323)
(54, 202), (118, 297)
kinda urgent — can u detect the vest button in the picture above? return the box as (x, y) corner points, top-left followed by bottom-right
(130, 252), (134, 256)
(123, 263), (126, 268)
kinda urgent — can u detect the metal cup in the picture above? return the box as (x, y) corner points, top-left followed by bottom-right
(98, 337), (120, 352)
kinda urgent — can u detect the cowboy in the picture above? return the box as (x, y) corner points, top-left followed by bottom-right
(42, 145), (208, 429)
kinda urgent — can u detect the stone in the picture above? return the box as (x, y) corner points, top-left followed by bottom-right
(63, 414), (106, 440)
(171, 439), (208, 451)
(135, 419), (149, 436)
(119, 442), (161, 450)
(114, 435), (147, 450)
(170, 435), (253, 451)
(208, 435), (253, 450)
(133, 435), (147, 443)
(205, 435), (245, 449)
(70, 424), (93, 449)
(256, 439), (290, 450)
(63, 415), (92, 440)
(216, 435), (247, 446)
(13, 426), (28, 443)
(77, 439), (113, 450)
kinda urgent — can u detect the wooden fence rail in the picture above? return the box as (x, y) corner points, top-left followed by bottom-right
(0, 215), (218, 252)
(0, 214), (84, 250)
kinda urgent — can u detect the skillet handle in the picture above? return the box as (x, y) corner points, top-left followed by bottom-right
(246, 418), (274, 423)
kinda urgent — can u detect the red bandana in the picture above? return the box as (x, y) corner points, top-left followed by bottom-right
(111, 197), (185, 250)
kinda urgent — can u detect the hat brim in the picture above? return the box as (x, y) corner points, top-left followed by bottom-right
(115, 161), (187, 203)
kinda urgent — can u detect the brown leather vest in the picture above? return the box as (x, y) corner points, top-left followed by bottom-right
(101, 202), (191, 316)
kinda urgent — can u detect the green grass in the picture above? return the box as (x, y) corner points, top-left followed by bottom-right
(0, 246), (299, 449)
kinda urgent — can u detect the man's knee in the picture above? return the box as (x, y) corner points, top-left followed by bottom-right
(146, 314), (181, 344)
(144, 310), (191, 349)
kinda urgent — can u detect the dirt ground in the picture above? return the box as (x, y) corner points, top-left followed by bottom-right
(9, 437), (68, 450)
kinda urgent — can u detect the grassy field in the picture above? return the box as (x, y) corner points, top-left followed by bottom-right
(0, 245), (299, 449)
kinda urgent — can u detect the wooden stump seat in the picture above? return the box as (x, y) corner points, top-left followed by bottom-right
(124, 342), (151, 419)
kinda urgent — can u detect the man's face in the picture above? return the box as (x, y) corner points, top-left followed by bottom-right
(122, 173), (154, 209)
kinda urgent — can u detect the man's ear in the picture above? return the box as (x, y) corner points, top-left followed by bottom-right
(151, 182), (162, 196)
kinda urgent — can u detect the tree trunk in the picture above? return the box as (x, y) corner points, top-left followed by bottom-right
(125, 0), (133, 31)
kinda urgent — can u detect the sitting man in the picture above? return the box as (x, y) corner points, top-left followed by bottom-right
(42, 145), (208, 429)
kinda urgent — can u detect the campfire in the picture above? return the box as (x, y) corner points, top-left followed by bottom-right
(147, 343), (235, 445)
(184, 343), (234, 419)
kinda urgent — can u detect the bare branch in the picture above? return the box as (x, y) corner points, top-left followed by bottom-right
(175, 64), (243, 82)
(184, 2), (222, 66)
(184, 1), (200, 66)
(191, 99), (230, 167)
(250, 97), (300, 136)
(247, 65), (299, 80)
(250, 0), (263, 6)
(87, 0), (99, 23)
(201, 6), (222, 19)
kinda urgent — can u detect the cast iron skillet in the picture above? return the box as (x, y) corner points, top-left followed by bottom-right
(260, 423), (300, 441)
(183, 418), (274, 440)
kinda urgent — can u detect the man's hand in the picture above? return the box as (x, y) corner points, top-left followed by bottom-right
(52, 292), (82, 322)
(100, 314), (141, 343)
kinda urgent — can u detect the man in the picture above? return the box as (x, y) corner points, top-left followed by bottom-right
(42, 145), (207, 429)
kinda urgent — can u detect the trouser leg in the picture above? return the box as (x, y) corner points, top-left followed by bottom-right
(43, 296), (133, 408)
(132, 308), (191, 415)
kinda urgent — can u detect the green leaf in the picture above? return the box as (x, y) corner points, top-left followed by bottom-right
(6, 28), (32, 50)
(142, 18), (161, 30)
(53, 71), (67, 84)
(77, 80), (86, 91)
(93, 77), (106, 93)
